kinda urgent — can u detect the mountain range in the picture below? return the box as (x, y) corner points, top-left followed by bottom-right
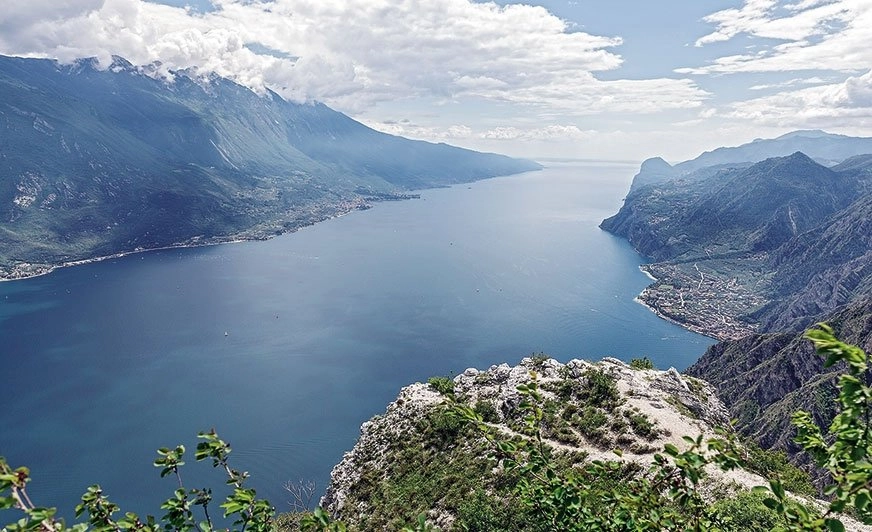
(600, 131), (872, 466)
(628, 129), (872, 192)
(5, 50), (872, 522)
(0, 54), (539, 279)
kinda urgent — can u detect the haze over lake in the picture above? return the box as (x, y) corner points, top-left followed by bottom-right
(1, 162), (714, 517)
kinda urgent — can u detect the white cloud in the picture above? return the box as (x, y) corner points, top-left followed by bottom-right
(0, 0), (708, 115)
(480, 125), (594, 141)
(727, 69), (872, 127)
(748, 75), (830, 89)
(695, 0), (779, 47)
(684, 0), (870, 74)
(678, 0), (872, 137)
(360, 120), (595, 144)
(695, 0), (848, 46)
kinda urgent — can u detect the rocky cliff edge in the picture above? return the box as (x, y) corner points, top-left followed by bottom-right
(320, 356), (803, 529)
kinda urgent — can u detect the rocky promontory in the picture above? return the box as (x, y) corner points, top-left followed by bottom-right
(321, 356), (783, 530)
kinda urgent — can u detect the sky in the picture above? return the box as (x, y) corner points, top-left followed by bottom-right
(1, 0), (871, 163)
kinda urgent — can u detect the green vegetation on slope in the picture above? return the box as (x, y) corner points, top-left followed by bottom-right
(0, 54), (540, 278)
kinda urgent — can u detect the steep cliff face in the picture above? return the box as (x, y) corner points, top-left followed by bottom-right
(759, 194), (872, 330)
(626, 156), (676, 192)
(321, 356), (752, 530)
(687, 298), (872, 452)
(602, 153), (860, 264)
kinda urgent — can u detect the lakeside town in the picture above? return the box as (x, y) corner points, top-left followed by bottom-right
(636, 257), (773, 341)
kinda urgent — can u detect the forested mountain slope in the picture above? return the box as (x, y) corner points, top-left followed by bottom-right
(0, 54), (539, 279)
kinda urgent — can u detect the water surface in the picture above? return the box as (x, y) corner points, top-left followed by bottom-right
(0, 162), (714, 518)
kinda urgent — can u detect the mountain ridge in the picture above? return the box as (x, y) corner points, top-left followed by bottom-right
(600, 149), (872, 340)
(628, 130), (872, 193)
(0, 54), (540, 279)
(601, 133), (872, 474)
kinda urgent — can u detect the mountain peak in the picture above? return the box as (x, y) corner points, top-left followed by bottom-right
(784, 150), (815, 163)
(109, 55), (135, 70)
(749, 151), (825, 173)
(668, 130), (872, 176)
(640, 156), (672, 172)
(774, 129), (836, 140)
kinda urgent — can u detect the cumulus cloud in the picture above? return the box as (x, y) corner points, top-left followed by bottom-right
(727, 69), (872, 127)
(683, 0), (871, 75)
(0, 0), (708, 114)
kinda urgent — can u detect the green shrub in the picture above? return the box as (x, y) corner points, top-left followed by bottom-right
(579, 368), (622, 411)
(624, 408), (660, 440)
(573, 405), (608, 442)
(473, 400), (500, 423)
(554, 377), (579, 400)
(423, 407), (466, 446)
(529, 353), (551, 369)
(629, 357), (655, 370)
(710, 490), (783, 531)
(710, 490), (818, 531)
(455, 489), (545, 532)
(427, 375), (454, 396)
(742, 440), (815, 496)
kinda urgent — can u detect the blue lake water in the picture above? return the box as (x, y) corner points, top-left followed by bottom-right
(0, 161), (714, 519)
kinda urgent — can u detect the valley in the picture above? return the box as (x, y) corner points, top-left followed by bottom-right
(4, 1), (872, 528)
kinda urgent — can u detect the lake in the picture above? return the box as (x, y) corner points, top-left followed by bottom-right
(0, 161), (714, 520)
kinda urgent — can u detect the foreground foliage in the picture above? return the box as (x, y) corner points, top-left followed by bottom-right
(2, 430), (273, 532)
(3, 325), (872, 531)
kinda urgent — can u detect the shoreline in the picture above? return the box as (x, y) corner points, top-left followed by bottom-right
(0, 197), (383, 283)
(3, 184), (755, 348)
(632, 295), (722, 341)
(633, 265), (753, 342)
(0, 237), (249, 283)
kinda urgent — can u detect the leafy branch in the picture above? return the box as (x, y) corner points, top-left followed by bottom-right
(3, 431), (273, 532)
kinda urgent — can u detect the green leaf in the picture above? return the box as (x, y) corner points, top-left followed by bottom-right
(0, 496), (16, 509)
(769, 478), (785, 500)
(856, 491), (871, 510)
(825, 518), (846, 532)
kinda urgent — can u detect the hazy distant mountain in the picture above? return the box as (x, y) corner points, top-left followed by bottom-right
(0, 55), (540, 278)
(602, 152), (863, 263)
(628, 130), (872, 193)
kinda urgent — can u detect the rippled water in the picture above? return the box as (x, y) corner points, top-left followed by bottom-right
(0, 161), (714, 519)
